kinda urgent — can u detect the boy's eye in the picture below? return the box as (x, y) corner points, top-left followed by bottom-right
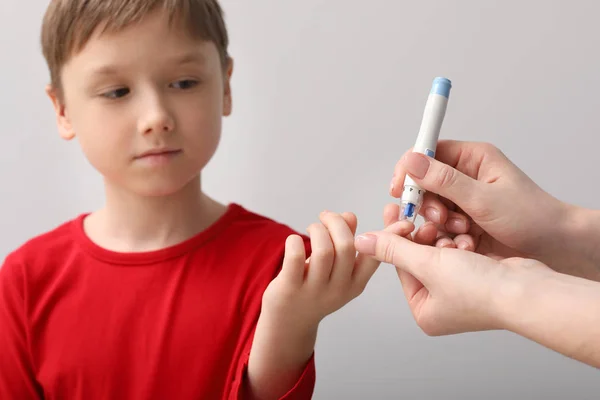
(171, 80), (199, 90)
(102, 88), (130, 99)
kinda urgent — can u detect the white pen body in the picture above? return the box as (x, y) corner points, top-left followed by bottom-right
(400, 77), (452, 222)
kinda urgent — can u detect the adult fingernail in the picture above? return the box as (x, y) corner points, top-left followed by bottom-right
(448, 218), (467, 232)
(437, 238), (454, 248)
(389, 178), (395, 194)
(355, 234), (378, 256)
(401, 153), (430, 179)
(457, 240), (470, 250)
(424, 207), (441, 223)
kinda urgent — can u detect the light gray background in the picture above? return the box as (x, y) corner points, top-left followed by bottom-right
(2, 0), (600, 399)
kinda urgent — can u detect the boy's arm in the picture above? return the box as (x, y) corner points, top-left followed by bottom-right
(242, 234), (317, 400)
(244, 313), (317, 399)
(0, 256), (43, 399)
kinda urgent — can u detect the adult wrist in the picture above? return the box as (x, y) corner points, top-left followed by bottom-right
(557, 204), (600, 280)
(490, 260), (554, 333)
(488, 266), (524, 332)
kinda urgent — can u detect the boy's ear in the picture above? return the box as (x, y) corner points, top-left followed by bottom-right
(45, 84), (75, 140)
(222, 57), (234, 116)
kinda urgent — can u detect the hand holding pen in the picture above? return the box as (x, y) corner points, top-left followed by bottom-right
(354, 77), (600, 369)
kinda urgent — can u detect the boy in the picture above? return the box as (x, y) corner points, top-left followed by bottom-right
(0, 1), (409, 399)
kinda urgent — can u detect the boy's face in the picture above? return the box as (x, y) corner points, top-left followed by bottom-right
(47, 10), (233, 196)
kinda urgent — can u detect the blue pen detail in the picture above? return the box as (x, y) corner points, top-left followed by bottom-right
(430, 77), (452, 98)
(425, 148), (435, 158)
(403, 203), (415, 217)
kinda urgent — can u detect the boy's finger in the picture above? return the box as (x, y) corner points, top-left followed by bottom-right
(383, 203), (400, 227)
(384, 220), (415, 237)
(320, 212), (358, 284)
(351, 252), (380, 293)
(306, 223), (335, 286)
(340, 211), (358, 235)
(280, 234), (307, 286)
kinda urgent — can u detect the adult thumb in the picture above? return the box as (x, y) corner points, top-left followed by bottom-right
(401, 152), (482, 208)
(354, 231), (434, 284)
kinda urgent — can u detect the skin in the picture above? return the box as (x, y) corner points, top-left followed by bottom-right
(44, 9), (428, 399)
(355, 140), (600, 369)
(247, 212), (436, 399)
(47, 10), (233, 253)
(355, 226), (600, 369)
(388, 141), (600, 281)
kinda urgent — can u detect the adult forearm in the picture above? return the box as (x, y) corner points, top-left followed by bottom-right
(245, 313), (317, 400)
(498, 266), (600, 368)
(556, 206), (600, 281)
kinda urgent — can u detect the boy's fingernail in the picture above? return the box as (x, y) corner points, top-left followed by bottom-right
(424, 207), (441, 223)
(355, 234), (378, 255)
(402, 153), (430, 179)
(389, 179), (395, 193)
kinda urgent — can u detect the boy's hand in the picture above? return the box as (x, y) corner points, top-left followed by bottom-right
(262, 211), (382, 328)
(246, 211), (416, 400)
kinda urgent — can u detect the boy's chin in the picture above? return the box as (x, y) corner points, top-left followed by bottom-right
(106, 175), (202, 198)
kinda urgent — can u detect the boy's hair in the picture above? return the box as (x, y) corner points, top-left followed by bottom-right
(41, 0), (229, 97)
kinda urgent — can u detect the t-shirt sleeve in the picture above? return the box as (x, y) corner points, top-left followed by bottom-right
(0, 254), (43, 399)
(228, 233), (315, 399)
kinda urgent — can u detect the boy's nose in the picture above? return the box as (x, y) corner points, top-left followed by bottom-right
(138, 98), (175, 136)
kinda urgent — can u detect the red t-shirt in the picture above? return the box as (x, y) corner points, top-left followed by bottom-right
(0, 203), (315, 399)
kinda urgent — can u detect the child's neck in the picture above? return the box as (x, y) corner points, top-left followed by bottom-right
(84, 177), (227, 253)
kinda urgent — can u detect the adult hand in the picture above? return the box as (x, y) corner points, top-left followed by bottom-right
(388, 140), (600, 280)
(355, 229), (550, 335)
(354, 230), (600, 369)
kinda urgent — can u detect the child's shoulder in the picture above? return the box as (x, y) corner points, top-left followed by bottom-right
(0, 214), (83, 284)
(1, 205), (307, 273)
(3, 214), (82, 265)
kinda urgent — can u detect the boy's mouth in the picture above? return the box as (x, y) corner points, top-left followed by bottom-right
(136, 148), (182, 158)
(134, 148), (182, 164)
